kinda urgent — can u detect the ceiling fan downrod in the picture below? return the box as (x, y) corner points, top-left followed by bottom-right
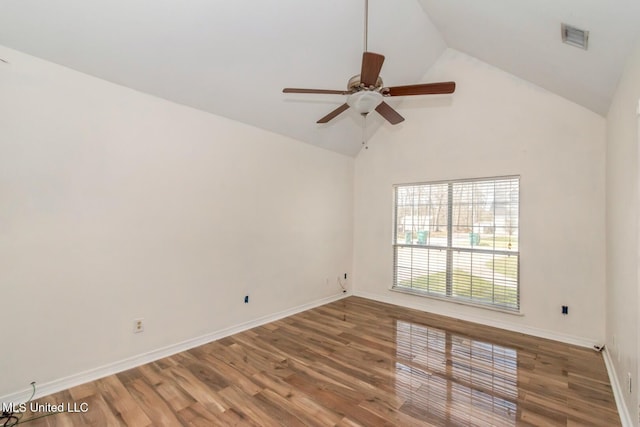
(363, 0), (369, 52)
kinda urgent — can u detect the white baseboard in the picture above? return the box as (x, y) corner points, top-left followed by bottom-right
(353, 290), (595, 348)
(0, 292), (349, 404)
(602, 348), (633, 427)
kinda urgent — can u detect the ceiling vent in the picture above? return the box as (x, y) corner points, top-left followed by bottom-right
(561, 23), (589, 50)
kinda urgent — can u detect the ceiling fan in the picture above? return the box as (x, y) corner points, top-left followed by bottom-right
(282, 0), (456, 125)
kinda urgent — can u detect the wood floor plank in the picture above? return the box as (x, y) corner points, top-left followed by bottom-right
(96, 375), (153, 426)
(153, 374), (196, 413)
(74, 393), (124, 426)
(165, 365), (229, 413)
(14, 296), (621, 426)
(218, 385), (282, 427)
(177, 402), (250, 427)
(127, 378), (183, 426)
(284, 372), (392, 426)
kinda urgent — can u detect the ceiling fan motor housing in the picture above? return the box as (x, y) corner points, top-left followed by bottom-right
(348, 74), (383, 91)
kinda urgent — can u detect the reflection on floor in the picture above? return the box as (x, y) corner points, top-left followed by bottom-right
(15, 296), (619, 426)
(396, 320), (518, 426)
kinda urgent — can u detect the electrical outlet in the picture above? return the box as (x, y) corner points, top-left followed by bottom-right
(133, 318), (144, 333)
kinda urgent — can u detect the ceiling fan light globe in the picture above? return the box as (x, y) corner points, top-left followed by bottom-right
(347, 91), (383, 115)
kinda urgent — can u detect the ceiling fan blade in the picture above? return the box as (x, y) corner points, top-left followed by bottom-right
(283, 88), (351, 95)
(384, 81), (456, 97)
(375, 101), (404, 125)
(360, 52), (385, 87)
(317, 103), (350, 124)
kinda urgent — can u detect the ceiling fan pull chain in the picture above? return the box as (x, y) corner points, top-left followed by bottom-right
(362, 114), (369, 150)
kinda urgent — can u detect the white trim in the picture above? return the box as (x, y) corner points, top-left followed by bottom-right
(603, 348), (633, 426)
(0, 292), (349, 404)
(353, 290), (595, 348)
(390, 287), (524, 316)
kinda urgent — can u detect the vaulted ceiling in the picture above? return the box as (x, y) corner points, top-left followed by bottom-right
(1, 0), (639, 156)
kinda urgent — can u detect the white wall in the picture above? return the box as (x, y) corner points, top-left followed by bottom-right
(0, 46), (353, 398)
(606, 37), (640, 424)
(353, 49), (607, 345)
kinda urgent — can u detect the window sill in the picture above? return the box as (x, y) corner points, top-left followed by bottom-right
(389, 287), (524, 317)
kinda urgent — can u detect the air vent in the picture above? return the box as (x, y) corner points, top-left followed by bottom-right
(561, 23), (589, 50)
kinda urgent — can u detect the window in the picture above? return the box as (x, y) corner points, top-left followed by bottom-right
(393, 176), (519, 311)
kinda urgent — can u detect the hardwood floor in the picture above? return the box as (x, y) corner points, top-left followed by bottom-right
(12, 297), (619, 426)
